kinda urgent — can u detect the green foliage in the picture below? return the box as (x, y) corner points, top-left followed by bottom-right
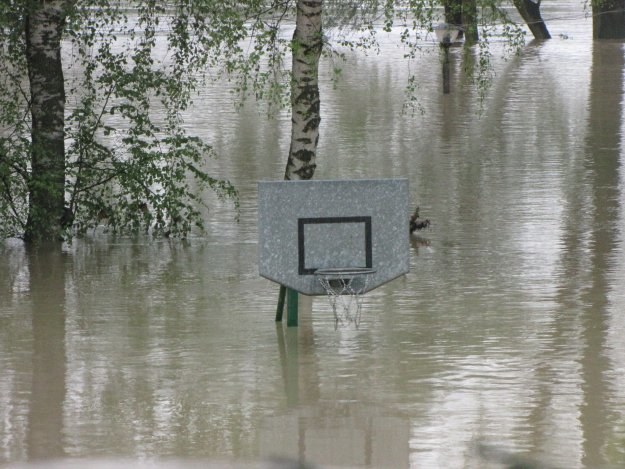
(1, 0), (243, 240)
(0, 0), (537, 240)
(0, 137), (29, 238)
(222, 0), (296, 110)
(0, 2), (30, 238)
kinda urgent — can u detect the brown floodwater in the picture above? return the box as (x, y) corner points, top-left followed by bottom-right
(2, 4), (625, 468)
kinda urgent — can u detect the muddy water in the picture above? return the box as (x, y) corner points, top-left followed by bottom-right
(2, 5), (625, 468)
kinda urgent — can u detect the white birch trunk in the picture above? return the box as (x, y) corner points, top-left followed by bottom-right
(284, 0), (323, 180)
(25, 1), (69, 241)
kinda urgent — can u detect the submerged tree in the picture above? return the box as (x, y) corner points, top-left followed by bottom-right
(442, 0), (479, 44)
(592, 0), (625, 39)
(2, 0), (585, 244)
(23, 1), (69, 242)
(513, 0), (551, 39)
(462, 0), (479, 45)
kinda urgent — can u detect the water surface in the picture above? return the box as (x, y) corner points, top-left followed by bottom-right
(2, 5), (625, 468)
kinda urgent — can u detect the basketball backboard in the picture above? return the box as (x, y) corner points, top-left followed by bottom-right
(257, 179), (409, 295)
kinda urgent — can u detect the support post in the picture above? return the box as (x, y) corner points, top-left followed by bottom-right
(287, 288), (299, 327)
(276, 285), (286, 322)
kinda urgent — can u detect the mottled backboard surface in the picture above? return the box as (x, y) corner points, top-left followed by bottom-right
(258, 179), (409, 295)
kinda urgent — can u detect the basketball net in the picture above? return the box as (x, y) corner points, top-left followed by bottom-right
(314, 268), (374, 329)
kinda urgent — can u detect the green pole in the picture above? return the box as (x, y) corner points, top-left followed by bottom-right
(286, 288), (299, 327)
(276, 285), (286, 322)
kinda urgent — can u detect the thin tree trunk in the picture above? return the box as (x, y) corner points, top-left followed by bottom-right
(462, 0), (478, 45)
(24, 1), (69, 242)
(279, 0), (323, 323)
(444, 0), (463, 39)
(284, 0), (322, 180)
(593, 0), (625, 39)
(445, 0), (478, 45)
(514, 0), (551, 40)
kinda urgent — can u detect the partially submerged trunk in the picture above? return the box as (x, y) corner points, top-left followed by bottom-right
(284, 0), (322, 181)
(514, 0), (551, 40)
(278, 0), (323, 324)
(24, 1), (69, 242)
(444, 0), (463, 39)
(593, 0), (625, 39)
(462, 0), (478, 45)
(444, 0), (478, 46)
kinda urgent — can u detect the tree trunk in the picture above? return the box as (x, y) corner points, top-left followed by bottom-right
(444, 0), (463, 39)
(514, 0), (551, 40)
(593, 0), (625, 39)
(462, 0), (478, 45)
(279, 0), (323, 321)
(444, 0), (478, 45)
(24, 1), (69, 242)
(284, 0), (322, 181)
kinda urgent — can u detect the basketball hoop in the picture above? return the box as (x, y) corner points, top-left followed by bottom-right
(314, 267), (376, 329)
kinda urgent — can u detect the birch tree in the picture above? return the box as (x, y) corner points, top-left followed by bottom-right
(284, 0), (323, 180)
(23, 1), (71, 242)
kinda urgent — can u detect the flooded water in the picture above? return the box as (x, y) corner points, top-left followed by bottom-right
(2, 4), (625, 468)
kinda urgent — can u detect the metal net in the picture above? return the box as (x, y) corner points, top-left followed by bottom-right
(314, 268), (375, 329)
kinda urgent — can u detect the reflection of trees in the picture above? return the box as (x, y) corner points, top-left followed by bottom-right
(0, 242), (32, 460)
(0, 242), (25, 299)
(26, 246), (68, 460)
(579, 40), (623, 468)
(57, 238), (282, 458)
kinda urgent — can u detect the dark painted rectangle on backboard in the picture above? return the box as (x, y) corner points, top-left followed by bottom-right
(298, 216), (372, 275)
